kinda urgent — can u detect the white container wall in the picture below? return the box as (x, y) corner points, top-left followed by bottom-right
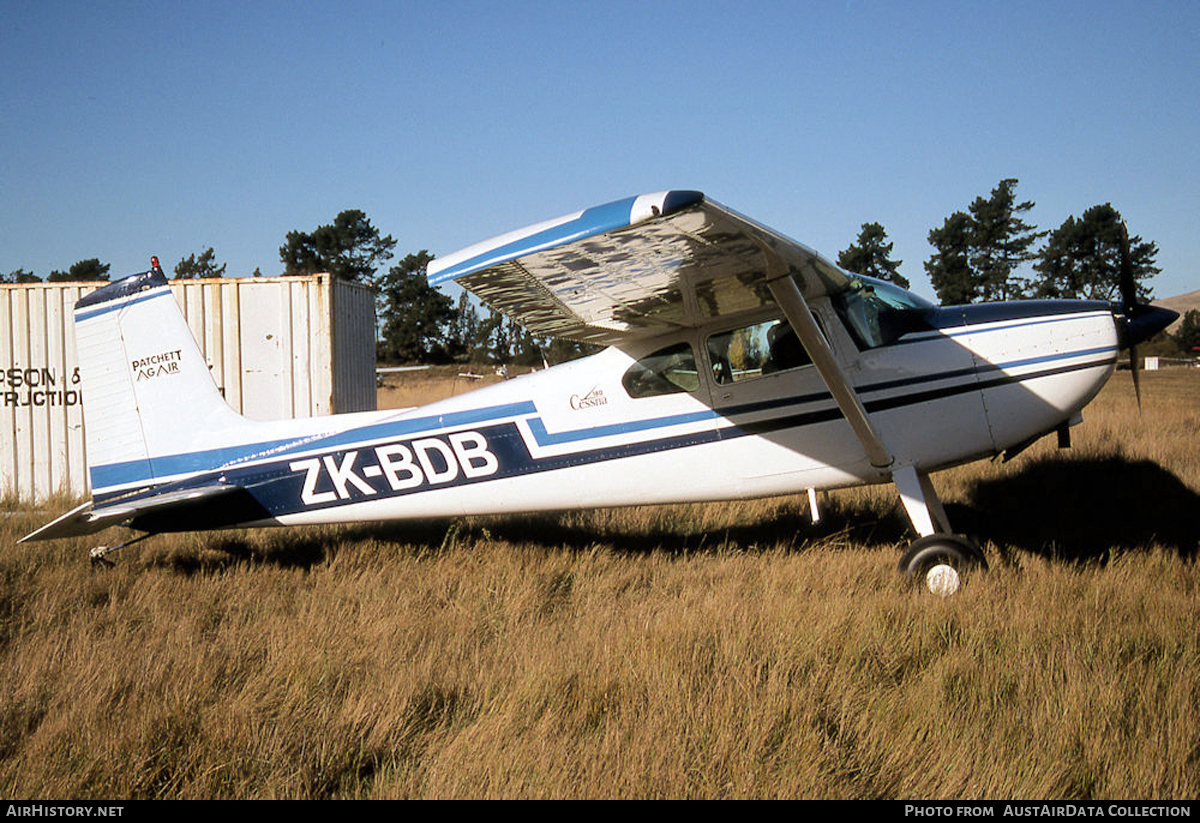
(1, 274), (375, 502)
(0, 282), (91, 503)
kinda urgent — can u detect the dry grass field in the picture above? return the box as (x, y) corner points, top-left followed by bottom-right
(1, 368), (1197, 799)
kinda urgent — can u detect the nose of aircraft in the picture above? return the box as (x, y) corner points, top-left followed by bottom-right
(1118, 304), (1179, 348)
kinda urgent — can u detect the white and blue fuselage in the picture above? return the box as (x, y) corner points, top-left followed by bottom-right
(68, 272), (1118, 535)
(26, 189), (1168, 551)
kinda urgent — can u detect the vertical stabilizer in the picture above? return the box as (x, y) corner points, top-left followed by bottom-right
(74, 263), (256, 496)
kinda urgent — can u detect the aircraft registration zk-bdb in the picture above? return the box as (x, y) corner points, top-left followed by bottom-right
(22, 190), (1176, 594)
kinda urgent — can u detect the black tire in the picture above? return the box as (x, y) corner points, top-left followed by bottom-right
(898, 534), (987, 595)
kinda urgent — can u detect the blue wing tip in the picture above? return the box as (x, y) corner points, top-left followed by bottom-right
(661, 190), (704, 215)
(429, 189), (707, 286)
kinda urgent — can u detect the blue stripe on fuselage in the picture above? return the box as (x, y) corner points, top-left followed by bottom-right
(894, 302), (1112, 344)
(91, 401), (538, 495)
(129, 418), (725, 522)
(525, 409), (718, 446)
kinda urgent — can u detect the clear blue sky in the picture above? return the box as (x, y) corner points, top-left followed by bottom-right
(2, 0), (1197, 301)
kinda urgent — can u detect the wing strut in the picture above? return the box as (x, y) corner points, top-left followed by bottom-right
(765, 268), (893, 470)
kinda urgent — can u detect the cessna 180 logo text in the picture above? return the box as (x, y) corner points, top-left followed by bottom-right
(569, 387), (607, 410)
(289, 430), (499, 505)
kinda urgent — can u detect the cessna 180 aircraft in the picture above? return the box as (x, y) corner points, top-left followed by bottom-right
(21, 190), (1176, 594)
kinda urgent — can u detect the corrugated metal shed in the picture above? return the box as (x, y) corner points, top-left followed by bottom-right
(1, 274), (375, 502)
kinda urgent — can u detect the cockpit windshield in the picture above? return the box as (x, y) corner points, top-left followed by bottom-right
(830, 276), (934, 350)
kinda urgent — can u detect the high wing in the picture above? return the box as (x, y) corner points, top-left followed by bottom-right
(429, 190), (891, 467)
(426, 190), (854, 345)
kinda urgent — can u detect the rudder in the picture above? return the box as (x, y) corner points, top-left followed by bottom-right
(74, 260), (255, 497)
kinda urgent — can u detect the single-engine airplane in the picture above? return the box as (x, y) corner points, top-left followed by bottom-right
(21, 191), (1176, 593)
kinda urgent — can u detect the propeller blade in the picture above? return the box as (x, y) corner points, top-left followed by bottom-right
(1112, 222), (1178, 411)
(1117, 223), (1144, 411)
(1118, 222), (1137, 315)
(1129, 343), (1143, 412)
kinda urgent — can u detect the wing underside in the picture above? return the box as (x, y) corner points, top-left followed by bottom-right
(429, 189), (893, 469)
(427, 191), (852, 345)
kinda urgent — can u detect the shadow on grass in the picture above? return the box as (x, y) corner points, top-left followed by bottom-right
(148, 455), (1198, 572)
(152, 505), (911, 573)
(471, 505), (915, 557)
(146, 518), (465, 574)
(948, 455), (1200, 563)
(431, 455), (1200, 565)
(145, 534), (325, 575)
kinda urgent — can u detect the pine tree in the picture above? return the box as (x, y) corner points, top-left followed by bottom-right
(925, 212), (976, 305)
(174, 248), (227, 279)
(1032, 204), (1159, 301)
(1, 268), (40, 283)
(1174, 310), (1200, 353)
(967, 178), (1045, 300)
(838, 222), (908, 288)
(447, 290), (481, 362)
(924, 179), (1045, 304)
(376, 251), (455, 363)
(46, 259), (110, 282)
(280, 210), (396, 282)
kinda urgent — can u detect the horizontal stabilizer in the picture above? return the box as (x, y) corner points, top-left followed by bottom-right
(18, 485), (249, 543)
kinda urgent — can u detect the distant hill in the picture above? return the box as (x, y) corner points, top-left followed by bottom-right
(1153, 290), (1200, 334)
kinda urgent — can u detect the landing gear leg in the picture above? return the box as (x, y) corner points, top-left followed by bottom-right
(893, 465), (951, 537)
(891, 465), (986, 595)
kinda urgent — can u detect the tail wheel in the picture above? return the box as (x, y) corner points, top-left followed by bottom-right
(898, 534), (987, 596)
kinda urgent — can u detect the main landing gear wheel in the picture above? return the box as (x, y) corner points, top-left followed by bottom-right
(898, 534), (987, 596)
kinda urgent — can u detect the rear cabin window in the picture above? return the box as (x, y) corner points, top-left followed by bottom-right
(622, 342), (700, 398)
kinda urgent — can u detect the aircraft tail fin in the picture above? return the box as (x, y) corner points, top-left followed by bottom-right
(73, 259), (257, 499)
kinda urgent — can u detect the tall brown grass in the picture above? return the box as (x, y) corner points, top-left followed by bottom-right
(1, 370), (1197, 799)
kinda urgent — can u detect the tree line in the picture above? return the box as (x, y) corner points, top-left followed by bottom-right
(3, 181), (1187, 362)
(279, 211), (595, 365)
(0, 210), (593, 366)
(1, 249), (229, 284)
(838, 178), (1160, 304)
(837, 178), (1197, 354)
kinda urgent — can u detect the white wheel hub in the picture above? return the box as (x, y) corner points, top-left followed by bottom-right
(925, 563), (960, 597)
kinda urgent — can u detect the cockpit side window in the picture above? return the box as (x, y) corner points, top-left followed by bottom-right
(706, 319), (814, 385)
(831, 277), (934, 349)
(622, 342), (700, 398)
